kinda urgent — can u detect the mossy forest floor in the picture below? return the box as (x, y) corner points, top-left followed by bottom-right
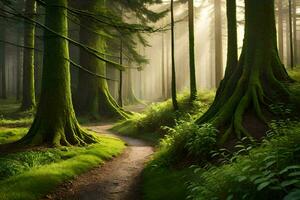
(0, 101), (127, 200)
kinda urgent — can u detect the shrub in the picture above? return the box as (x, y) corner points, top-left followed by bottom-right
(187, 120), (300, 200)
(154, 119), (217, 166)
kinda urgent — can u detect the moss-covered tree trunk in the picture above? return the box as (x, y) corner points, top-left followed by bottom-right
(18, 0), (97, 146)
(123, 66), (140, 105)
(76, 0), (127, 119)
(21, 0), (36, 110)
(216, 0), (237, 97)
(197, 0), (292, 144)
(188, 0), (197, 100)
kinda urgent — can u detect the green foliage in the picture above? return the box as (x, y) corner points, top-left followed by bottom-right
(112, 91), (214, 144)
(0, 150), (60, 180)
(187, 120), (300, 200)
(185, 124), (217, 157)
(142, 167), (194, 200)
(160, 120), (217, 160)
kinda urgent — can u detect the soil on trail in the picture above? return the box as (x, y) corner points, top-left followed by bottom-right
(44, 124), (153, 200)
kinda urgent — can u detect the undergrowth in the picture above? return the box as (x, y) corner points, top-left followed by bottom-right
(187, 120), (300, 200)
(142, 69), (300, 200)
(112, 91), (214, 144)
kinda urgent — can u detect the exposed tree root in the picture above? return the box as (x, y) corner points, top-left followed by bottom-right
(16, 113), (98, 147)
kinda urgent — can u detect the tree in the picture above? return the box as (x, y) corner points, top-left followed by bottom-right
(118, 39), (123, 107)
(171, 0), (178, 110)
(0, 2), (6, 99)
(214, 0), (223, 87)
(18, 0), (97, 146)
(277, 0), (284, 60)
(75, 0), (128, 119)
(197, 0), (292, 144)
(21, 0), (36, 110)
(216, 0), (238, 98)
(288, 0), (294, 69)
(188, 0), (197, 100)
(293, 0), (298, 65)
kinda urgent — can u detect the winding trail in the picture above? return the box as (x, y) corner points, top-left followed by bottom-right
(45, 124), (153, 200)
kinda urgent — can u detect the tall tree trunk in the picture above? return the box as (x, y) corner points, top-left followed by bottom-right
(124, 66), (140, 105)
(76, 0), (127, 119)
(0, 21), (6, 99)
(216, 0), (238, 98)
(21, 0), (36, 110)
(293, 0), (298, 65)
(161, 32), (166, 99)
(214, 0), (223, 87)
(119, 40), (123, 107)
(188, 0), (197, 100)
(16, 32), (22, 101)
(171, 0), (178, 110)
(289, 0), (295, 69)
(197, 0), (292, 144)
(18, 0), (97, 146)
(277, 0), (284, 60)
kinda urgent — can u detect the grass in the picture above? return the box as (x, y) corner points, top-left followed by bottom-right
(112, 91), (215, 144)
(0, 99), (33, 127)
(0, 100), (126, 200)
(0, 127), (27, 144)
(142, 167), (194, 200)
(0, 133), (125, 200)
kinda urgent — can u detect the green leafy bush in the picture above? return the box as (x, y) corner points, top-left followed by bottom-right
(112, 91), (214, 144)
(187, 120), (300, 200)
(185, 124), (217, 157)
(153, 119), (217, 166)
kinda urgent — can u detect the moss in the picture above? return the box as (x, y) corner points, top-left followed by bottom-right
(75, 0), (129, 120)
(142, 167), (194, 200)
(0, 134), (125, 200)
(112, 91), (214, 144)
(16, 0), (97, 147)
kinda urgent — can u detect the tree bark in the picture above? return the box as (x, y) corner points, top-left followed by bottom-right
(0, 12), (6, 99)
(119, 40), (123, 107)
(289, 0), (295, 69)
(16, 31), (22, 101)
(188, 0), (197, 100)
(293, 0), (298, 64)
(197, 0), (292, 144)
(277, 0), (284, 60)
(19, 0), (97, 146)
(216, 0), (238, 98)
(171, 0), (178, 110)
(21, 0), (36, 110)
(75, 0), (127, 119)
(214, 0), (223, 87)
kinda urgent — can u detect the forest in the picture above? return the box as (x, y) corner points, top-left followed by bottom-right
(0, 0), (300, 199)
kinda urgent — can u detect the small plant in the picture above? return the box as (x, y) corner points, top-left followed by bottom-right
(185, 123), (217, 158)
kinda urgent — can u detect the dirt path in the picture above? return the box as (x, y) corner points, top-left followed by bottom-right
(45, 124), (153, 200)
